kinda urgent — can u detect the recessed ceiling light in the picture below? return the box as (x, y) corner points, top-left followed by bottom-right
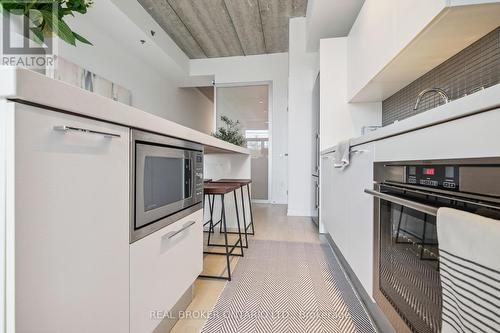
(259, 101), (264, 104)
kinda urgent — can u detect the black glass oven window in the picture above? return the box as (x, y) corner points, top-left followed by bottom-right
(378, 185), (500, 333)
(380, 196), (441, 333)
(143, 156), (191, 212)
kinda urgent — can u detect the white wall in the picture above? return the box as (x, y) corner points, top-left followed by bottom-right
(305, 0), (365, 51)
(60, 0), (214, 134)
(190, 53), (289, 204)
(287, 18), (319, 216)
(320, 38), (382, 151)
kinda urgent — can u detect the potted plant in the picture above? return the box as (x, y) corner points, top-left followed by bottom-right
(212, 115), (246, 147)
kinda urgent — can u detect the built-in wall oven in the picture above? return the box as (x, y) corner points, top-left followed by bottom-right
(366, 158), (500, 333)
(130, 129), (203, 243)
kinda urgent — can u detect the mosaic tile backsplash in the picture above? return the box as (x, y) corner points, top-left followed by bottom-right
(382, 26), (500, 126)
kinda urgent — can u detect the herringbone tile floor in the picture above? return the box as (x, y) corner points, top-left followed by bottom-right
(171, 204), (376, 333)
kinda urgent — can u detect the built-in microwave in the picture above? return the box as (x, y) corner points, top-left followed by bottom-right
(130, 129), (203, 243)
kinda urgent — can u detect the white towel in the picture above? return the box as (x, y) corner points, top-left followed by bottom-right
(333, 140), (350, 169)
(437, 208), (500, 333)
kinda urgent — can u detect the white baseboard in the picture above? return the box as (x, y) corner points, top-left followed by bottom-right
(287, 209), (314, 217)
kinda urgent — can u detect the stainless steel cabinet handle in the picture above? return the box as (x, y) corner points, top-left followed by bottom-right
(167, 221), (196, 239)
(315, 183), (320, 208)
(350, 149), (369, 155)
(364, 188), (438, 216)
(54, 125), (121, 138)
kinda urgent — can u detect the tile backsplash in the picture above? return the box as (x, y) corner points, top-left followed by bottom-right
(382, 26), (500, 126)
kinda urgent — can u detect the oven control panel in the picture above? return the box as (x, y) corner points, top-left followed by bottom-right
(406, 165), (459, 191)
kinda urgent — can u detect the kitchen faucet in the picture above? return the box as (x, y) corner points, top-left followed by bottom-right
(413, 88), (450, 110)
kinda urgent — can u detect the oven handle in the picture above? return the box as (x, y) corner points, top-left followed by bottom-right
(167, 221), (196, 239)
(364, 189), (438, 216)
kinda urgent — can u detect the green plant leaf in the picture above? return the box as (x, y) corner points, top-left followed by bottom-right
(30, 27), (44, 45)
(40, 10), (75, 46)
(73, 31), (92, 45)
(56, 18), (76, 45)
(28, 9), (43, 27)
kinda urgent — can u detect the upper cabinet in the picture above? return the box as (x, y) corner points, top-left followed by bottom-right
(347, 0), (500, 102)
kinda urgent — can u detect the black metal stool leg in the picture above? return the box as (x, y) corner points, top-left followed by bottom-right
(207, 194), (215, 245)
(219, 197), (224, 233)
(200, 194), (232, 281)
(395, 205), (405, 243)
(203, 193), (244, 257)
(240, 186), (249, 248)
(246, 184), (255, 235)
(221, 196), (232, 281)
(233, 190), (244, 257)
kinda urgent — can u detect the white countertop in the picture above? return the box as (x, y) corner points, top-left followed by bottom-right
(321, 83), (500, 155)
(0, 67), (250, 155)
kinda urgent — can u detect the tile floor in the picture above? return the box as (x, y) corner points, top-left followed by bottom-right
(170, 204), (320, 333)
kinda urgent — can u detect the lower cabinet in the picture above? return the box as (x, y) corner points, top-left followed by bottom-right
(320, 142), (375, 297)
(6, 102), (204, 333)
(9, 103), (130, 333)
(130, 209), (203, 333)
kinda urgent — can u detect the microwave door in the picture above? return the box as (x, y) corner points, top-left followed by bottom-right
(135, 144), (194, 230)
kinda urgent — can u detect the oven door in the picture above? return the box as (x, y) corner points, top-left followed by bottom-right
(368, 185), (441, 333)
(367, 184), (500, 333)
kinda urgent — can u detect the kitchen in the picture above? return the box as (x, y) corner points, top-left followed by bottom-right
(1, 1), (500, 333)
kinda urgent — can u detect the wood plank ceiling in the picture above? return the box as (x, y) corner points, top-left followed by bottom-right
(138, 0), (308, 59)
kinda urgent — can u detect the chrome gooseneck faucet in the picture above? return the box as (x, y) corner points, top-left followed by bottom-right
(413, 88), (450, 110)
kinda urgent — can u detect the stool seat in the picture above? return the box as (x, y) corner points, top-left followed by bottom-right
(211, 179), (255, 237)
(204, 183), (240, 195)
(213, 179), (252, 186)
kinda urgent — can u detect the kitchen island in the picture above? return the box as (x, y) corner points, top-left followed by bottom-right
(0, 66), (250, 333)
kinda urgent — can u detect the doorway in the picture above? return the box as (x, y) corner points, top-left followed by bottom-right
(215, 85), (270, 201)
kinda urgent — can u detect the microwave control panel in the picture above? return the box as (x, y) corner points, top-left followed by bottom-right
(406, 165), (459, 191)
(194, 152), (204, 198)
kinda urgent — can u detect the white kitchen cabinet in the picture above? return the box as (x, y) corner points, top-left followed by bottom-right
(342, 143), (375, 298)
(5, 102), (130, 332)
(321, 151), (350, 253)
(347, 0), (500, 102)
(320, 153), (333, 234)
(375, 107), (500, 162)
(320, 143), (375, 297)
(130, 209), (203, 333)
(348, 0), (447, 101)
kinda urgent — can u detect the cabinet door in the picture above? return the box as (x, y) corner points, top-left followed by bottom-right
(10, 103), (130, 333)
(321, 153), (349, 253)
(130, 209), (203, 333)
(344, 143), (375, 298)
(330, 163), (350, 255)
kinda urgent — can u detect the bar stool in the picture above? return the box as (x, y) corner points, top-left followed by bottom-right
(214, 179), (255, 237)
(199, 182), (244, 281)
